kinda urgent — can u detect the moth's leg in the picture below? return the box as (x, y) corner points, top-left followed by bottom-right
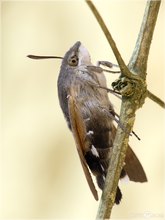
(96, 61), (120, 74)
(96, 61), (119, 68)
(87, 61), (120, 74)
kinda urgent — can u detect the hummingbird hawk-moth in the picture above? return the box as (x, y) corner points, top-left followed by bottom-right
(28, 41), (147, 204)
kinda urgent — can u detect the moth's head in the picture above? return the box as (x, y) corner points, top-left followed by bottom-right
(62, 41), (91, 68)
(27, 41), (91, 68)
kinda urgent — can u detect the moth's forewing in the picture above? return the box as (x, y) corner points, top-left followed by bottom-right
(68, 95), (98, 201)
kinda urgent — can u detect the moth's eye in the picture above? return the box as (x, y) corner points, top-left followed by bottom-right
(68, 55), (79, 66)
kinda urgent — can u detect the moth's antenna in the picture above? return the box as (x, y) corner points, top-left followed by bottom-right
(27, 55), (63, 59)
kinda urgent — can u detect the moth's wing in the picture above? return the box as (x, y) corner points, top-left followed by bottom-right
(68, 95), (98, 201)
(125, 146), (147, 182)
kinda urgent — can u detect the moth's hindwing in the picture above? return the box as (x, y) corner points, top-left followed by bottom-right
(68, 95), (98, 201)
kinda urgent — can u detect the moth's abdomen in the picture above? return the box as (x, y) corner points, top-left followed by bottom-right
(84, 147), (106, 189)
(85, 143), (122, 204)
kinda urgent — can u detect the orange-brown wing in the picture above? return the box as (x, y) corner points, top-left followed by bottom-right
(125, 146), (147, 182)
(68, 95), (98, 201)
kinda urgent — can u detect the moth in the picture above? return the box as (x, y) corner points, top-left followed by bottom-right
(28, 41), (147, 204)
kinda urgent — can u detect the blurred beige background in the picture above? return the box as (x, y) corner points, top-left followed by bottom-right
(1, 1), (164, 219)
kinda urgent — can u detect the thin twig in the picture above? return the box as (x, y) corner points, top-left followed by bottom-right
(86, 0), (133, 79)
(147, 90), (165, 108)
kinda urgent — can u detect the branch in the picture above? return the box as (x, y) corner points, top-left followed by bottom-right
(128, 0), (161, 78)
(86, 1), (162, 219)
(86, 0), (164, 108)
